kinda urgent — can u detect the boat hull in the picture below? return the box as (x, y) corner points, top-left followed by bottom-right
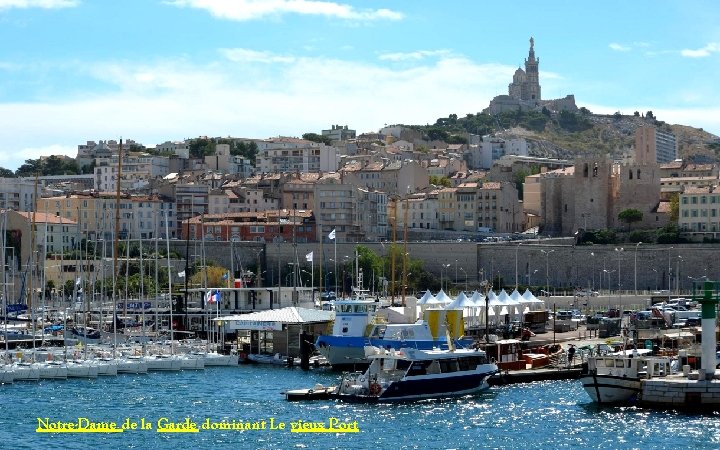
(580, 373), (642, 404)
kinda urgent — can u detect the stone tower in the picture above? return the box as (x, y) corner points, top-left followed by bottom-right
(524, 37), (541, 101)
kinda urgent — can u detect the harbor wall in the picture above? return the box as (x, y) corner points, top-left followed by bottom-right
(166, 240), (720, 294)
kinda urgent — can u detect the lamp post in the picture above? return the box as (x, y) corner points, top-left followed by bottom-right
(515, 242), (522, 289)
(590, 252), (596, 291)
(667, 246), (673, 303)
(540, 249), (554, 297)
(633, 242), (641, 295)
(441, 263), (450, 292)
(615, 247), (624, 312)
(603, 269), (616, 314)
(676, 255), (683, 295)
(460, 267), (467, 293)
(527, 269), (538, 286)
(324, 272), (333, 298)
(652, 268), (658, 292)
(454, 259), (458, 293)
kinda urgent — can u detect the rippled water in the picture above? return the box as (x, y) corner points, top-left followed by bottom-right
(2, 365), (720, 449)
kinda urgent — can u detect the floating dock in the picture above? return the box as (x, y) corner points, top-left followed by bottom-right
(489, 367), (583, 386)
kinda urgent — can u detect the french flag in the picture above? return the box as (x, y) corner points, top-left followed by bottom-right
(206, 290), (221, 304)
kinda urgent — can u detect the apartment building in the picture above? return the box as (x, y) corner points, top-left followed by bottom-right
(183, 210), (315, 243)
(0, 177), (36, 211)
(678, 185), (720, 232)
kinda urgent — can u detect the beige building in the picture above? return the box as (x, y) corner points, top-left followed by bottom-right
(36, 193), (175, 241)
(537, 157), (666, 236)
(678, 185), (720, 233)
(635, 126), (678, 165)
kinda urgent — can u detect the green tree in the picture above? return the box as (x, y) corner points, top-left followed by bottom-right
(668, 193), (679, 222)
(0, 167), (16, 178)
(618, 208), (643, 229)
(302, 133), (332, 145)
(429, 175), (452, 187)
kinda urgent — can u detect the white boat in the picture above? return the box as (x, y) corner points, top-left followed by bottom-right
(178, 354), (205, 370)
(8, 362), (41, 381)
(0, 366), (14, 384)
(38, 361), (69, 380)
(580, 349), (675, 405)
(145, 354), (182, 371)
(196, 352), (239, 366)
(65, 360), (99, 378)
(116, 355), (148, 374)
(247, 353), (288, 366)
(334, 346), (498, 402)
(90, 358), (118, 376)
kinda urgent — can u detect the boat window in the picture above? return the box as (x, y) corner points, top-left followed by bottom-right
(395, 360), (411, 371)
(382, 358), (395, 371)
(373, 326), (387, 338)
(603, 359), (615, 367)
(426, 361), (441, 374)
(458, 357), (474, 371)
(440, 359), (459, 373)
(354, 305), (367, 313)
(407, 362), (427, 376)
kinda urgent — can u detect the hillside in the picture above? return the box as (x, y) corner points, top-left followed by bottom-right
(410, 109), (720, 163)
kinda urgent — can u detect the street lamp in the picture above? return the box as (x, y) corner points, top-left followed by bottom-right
(526, 269), (538, 286)
(615, 247), (624, 312)
(676, 255), (683, 295)
(459, 267), (468, 293)
(515, 242), (522, 289)
(633, 242), (641, 295)
(667, 246), (673, 302)
(324, 272), (333, 297)
(441, 263), (451, 292)
(603, 269), (616, 313)
(540, 249), (554, 297)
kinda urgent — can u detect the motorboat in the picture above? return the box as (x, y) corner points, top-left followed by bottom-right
(116, 355), (148, 374)
(580, 349), (676, 405)
(316, 299), (472, 370)
(334, 346), (498, 402)
(247, 353), (288, 366)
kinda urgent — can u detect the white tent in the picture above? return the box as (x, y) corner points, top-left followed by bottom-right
(416, 289), (437, 306)
(434, 289), (453, 304)
(446, 291), (475, 310)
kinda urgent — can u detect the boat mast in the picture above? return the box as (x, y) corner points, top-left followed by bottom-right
(164, 210), (174, 355)
(29, 173), (38, 357)
(112, 138), (123, 358)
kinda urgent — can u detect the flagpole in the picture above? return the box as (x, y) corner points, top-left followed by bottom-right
(311, 257), (315, 306)
(334, 233), (337, 298)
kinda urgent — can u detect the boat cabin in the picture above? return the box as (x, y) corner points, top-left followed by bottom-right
(588, 350), (672, 378)
(328, 300), (379, 336)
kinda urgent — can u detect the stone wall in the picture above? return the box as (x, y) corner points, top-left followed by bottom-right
(169, 240), (720, 293)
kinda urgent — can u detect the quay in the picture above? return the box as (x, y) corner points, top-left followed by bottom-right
(488, 367), (582, 386)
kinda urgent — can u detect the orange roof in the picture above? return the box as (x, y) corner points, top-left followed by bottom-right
(15, 211), (77, 225)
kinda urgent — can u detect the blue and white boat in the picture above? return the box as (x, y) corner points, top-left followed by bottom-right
(334, 346), (498, 402)
(315, 299), (473, 370)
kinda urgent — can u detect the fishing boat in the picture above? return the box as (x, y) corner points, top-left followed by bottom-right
(333, 346), (498, 402)
(580, 349), (676, 405)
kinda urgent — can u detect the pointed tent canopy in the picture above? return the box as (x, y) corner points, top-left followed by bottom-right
(434, 289), (453, 304)
(520, 288), (544, 304)
(486, 290), (498, 302)
(510, 289), (522, 301)
(487, 290), (503, 306)
(446, 291), (475, 309)
(416, 289), (437, 306)
(469, 291), (485, 306)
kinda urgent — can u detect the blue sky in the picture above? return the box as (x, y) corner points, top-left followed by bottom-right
(0, 0), (719, 171)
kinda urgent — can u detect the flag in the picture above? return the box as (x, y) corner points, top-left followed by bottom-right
(328, 229), (336, 240)
(177, 270), (185, 278)
(205, 290), (220, 305)
(305, 251), (314, 262)
(222, 271), (229, 280)
(75, 277), (81, 286)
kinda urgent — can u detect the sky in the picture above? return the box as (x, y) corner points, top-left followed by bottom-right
(0, 0), (719, 171)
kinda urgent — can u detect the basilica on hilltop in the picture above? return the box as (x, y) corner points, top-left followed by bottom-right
(484, 37), (577, 115)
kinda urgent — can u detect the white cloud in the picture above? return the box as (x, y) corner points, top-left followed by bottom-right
(0, 0), (78, 10)
(0, 53), (513, 170)
(166, 0), (403, 22)
(681, 42), (720, 58)
(0, 143), (76, 167)
(609, 43), (631, 52)
(378, 50), (451, 61)
(220, 48), (296, 64)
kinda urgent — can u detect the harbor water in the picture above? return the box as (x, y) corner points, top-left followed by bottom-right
(2, 364), (720, 449)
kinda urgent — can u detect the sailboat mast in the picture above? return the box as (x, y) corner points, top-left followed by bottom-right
(164, 210), (174, 354)
(112, 138), (123, 357)
(29, 173), (38, 355)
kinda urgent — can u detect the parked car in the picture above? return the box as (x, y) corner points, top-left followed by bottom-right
(576, 290), (599, 297)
